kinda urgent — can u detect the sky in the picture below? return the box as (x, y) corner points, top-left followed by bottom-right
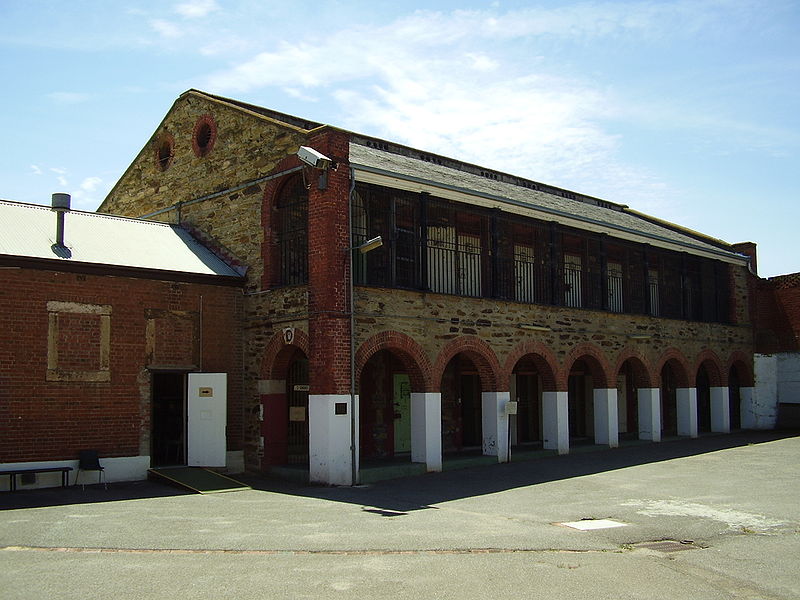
(1, 0), (798, 277)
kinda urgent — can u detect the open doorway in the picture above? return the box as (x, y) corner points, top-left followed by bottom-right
(151, 372), (186, 467)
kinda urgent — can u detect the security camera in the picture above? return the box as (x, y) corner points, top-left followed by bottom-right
(297, 146), (331, 170)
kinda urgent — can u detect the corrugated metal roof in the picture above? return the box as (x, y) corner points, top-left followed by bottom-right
(349, 142), (745, 263)
(0, 199), (243, 279)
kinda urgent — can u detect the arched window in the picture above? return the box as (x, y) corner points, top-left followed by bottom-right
(275, 174), (308, 286)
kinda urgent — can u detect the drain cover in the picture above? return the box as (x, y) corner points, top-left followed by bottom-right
(634, 540), (700, 553)
(557, 519), (628, 531)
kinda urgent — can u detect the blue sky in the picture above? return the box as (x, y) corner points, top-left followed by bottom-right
(1, 0), (797, 277)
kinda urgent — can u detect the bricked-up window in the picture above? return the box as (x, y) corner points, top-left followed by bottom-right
(276, 174), (308, 286)
(351, 181), (733, 324)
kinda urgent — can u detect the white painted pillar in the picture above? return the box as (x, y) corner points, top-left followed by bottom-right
(308, 394), (354, 486)
(739, 387), (758, 429)
(637, 388), (661, 442)
(543, 391), (569, 454)
(676, 387), (698, 438)
(411, 392), (442, 472)
(710, 386), (731, 433)
(482, 391), (510, 462)
(593, 388), (619, 448)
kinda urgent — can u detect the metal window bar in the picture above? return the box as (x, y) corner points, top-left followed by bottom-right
(279, 198), (308, 285)
(607, 262), (624, 313)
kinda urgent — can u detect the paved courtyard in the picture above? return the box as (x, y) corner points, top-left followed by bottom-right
(2, 431), (798, 599)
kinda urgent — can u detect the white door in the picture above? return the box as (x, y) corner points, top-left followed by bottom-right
(187, 373), (227, 467)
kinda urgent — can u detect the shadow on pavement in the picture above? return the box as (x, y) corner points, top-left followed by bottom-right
(0, 477), (192, 511)
(2, 430), (796, 513)
(241, 430), (799, 514)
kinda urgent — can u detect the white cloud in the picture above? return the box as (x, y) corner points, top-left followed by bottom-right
(30, 165), (42, 176)
(50, 168), (68, 188)
(174, 0), (219, 19)
(201, 1), (764, 209)
(150, 19), (183, 39)
(80, 176), (102, 192)
(70, 176), (107, 210)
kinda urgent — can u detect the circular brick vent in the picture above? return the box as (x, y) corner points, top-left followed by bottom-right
(192, 114), (217, 157)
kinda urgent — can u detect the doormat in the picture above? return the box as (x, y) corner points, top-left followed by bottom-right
(148, 467), (251, 494)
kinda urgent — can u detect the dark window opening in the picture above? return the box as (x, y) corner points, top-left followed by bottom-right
(351, 181), (733, 324)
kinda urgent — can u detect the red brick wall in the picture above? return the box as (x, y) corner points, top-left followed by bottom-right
(306, 129), (352, 395)
(754, 273), (800, 353)
(0, 267), (242, 464)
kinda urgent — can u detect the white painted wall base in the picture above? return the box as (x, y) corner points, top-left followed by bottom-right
(0, 456), (151, 491)
(677, 387), (698, 437)
(637, 388), (661, 442)
(543, 391), (569, 454)
(482, 391), (510, 462)
(308, 394), (354, 486)
(751, 355), (779, 429)
(411, 392), (442, 471)
(710, 387), (730, 433)
(593, 388), (619, 448)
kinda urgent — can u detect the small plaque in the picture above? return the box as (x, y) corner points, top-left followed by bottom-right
(506, 401), (518, 415)
(289, 406), (306, 422)
(334, 402), (348, 415)
(293, 384), (310, 392)
(198, 387), (213, 397)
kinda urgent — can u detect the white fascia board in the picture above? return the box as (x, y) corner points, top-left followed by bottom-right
(352, 164), (748, 266)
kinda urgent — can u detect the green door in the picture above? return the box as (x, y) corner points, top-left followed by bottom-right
(393, 374), (412, 453)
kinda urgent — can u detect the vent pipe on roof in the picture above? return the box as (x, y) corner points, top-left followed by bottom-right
(51, 193), (71, 248)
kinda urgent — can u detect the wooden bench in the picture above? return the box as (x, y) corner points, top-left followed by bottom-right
(0, 466), (73, 492)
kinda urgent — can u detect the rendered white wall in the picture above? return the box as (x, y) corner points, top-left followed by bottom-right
(411, 392), (442, 471)
(677, 387), (698, 438)
(0, 456), (151, 491)
(308, 394), (353, 486)
(750, 355), (779, 429)
(543, 391), (569, 454)
(593, 388), (619, 447)
(482, 391), (510, 462)
(637, 388), (661, 442)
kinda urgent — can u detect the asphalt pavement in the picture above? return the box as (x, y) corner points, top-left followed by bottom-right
(1, 430), (798, 599)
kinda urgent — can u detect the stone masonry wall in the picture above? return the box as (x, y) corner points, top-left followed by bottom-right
(355, 281), (754, 391)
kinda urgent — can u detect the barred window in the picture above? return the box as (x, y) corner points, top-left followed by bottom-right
(275, 174), (308, 286)
(349, 182), (732, 324)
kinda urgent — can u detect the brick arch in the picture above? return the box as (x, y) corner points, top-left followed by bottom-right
(260, 328), (310, 380)
(613, 348), (655, 388)
(502, 340), (559, 392)
(694, 349), (724, 387)
(355, 331), (433, 393)
(560, 343), (614, 389)
(656, 348), (691, 387)
(727, 351), (754, 387)
(433, 336), (502, 392)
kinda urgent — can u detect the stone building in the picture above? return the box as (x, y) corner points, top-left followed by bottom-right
(94, 89), (761, 486)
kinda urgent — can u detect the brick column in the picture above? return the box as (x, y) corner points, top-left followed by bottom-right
(305, 130), (354, 485)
